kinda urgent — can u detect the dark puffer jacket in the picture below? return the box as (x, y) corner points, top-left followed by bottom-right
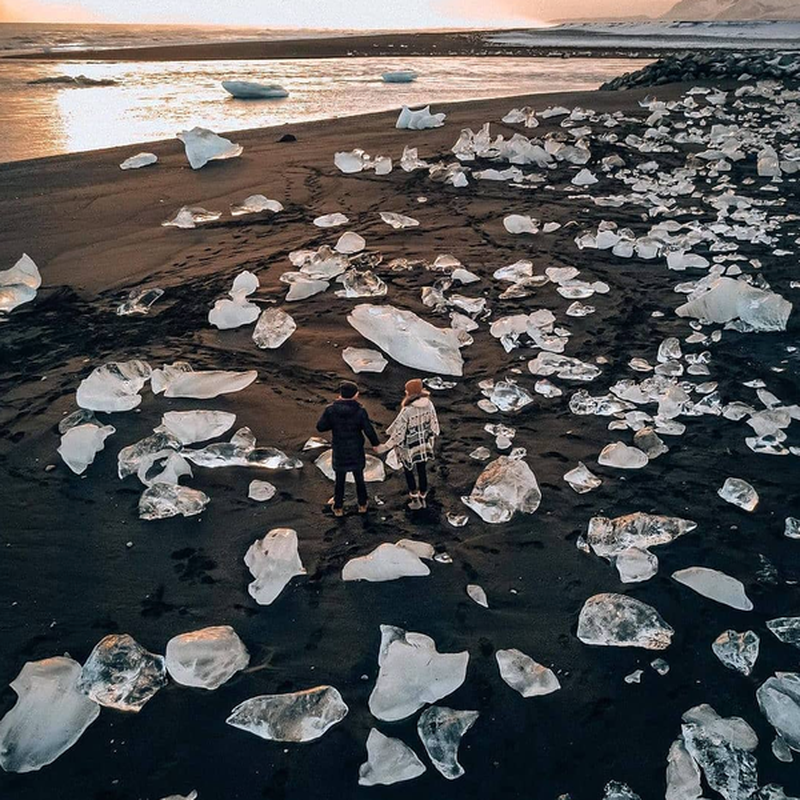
(316, 399), (379, 472)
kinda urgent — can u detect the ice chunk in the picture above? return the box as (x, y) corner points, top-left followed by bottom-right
(315, 449), (384, 482)
(563, 462), (602, 494)
(496, 649), (560, 697)
(382, 70), (418, 83)
(348, 304), (463, 376)
(117, 287), (163, 316)
(466, 584), (488, 608)
(248, 480), (276, 502)
(766, 617), (800, 649)
(0, 254), (42, 314)
(603, 781), (642, 800)
(598, 442), (649, 469)
(503, 214), (538, 234)
(139, 483), (210, 520)
(342, 347), (388, 374)
(221, 80), (288, 99)
(58, 421), (115, 475)
(624, 670), (643, 684)
(226, 686), (348, 742)
(159, 793), (197, 800)
(183, 427), (301, 470)
(0, 656), (100, 773)
(208, 298), (260, 330)
(335, 269), (387, 299)
(529, 352), (601, 382)
(244, 528), (306, 605)
(676, 277), (791, 333)
(368, 626), (469, 722)
(160, 410), (236, 445)
(380, 212), (419, 229)
(718, 478), (758, 511)
(343, 542), (430, 582)
(572, 168), (598, 186)
(757, 673), (800, 753)
(712, 630), (760, 676)
(165, 626), (249, 690)
(78, 634), (167, 712)
(577, 593), (674, 650)
(358, 728), (426, 786)
(230, 194), (283, 216)
(417, 706), (478, 780)
(633, 428), (669, 459)
(461, 455), (541, 524)
(76, 360), (151, 413)
(119, 152), (157, 170)
(480, 379), (534, 413)
(666, 738), (702, 800)
(177, 127), (242, 170)
(396, 105), (446, 130)
(155, 365), (257, 400)
(314, 212), (349, 228)
(672, 567), (753, 611)
(335, 231), (366, 255)
(252, 308), (296, 349)
(162, 206), (221, 229)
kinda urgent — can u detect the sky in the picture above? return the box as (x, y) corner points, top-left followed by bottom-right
(0, 0), (679, 27)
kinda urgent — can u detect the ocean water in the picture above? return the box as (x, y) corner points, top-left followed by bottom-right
(0, 55), (648, 163)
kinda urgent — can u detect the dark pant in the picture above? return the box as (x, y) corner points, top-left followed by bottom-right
(334, 469), (367, 508)
(404, 462), (428, 495)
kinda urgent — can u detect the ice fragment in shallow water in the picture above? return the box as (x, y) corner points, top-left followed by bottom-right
(598, 442), (649, 469)
(718, 478), (758, 511)
(466, 584), (488, 608)
(226, 686), (348, 742)
(248, 480), (276, 502)
(244, 528), (306, 605)
(417, 706), (478, 780)
(563, 462), (601, 494)
(461, 455), (541, 524)
(712, 630), (760, 676)
(0, 254), (41, 314)
(496, 649), (560, 697)
(396, 105), (446, 130)
(78, 634), (167, 712)
(58, 421), (115, 475)
(139, 483), (210, 520)
(577, 593), (674, 650)
(177, 127), (242, 170)
(165, 626), (249, 690)
(382, 70), (418, 83)
(672, 567), (753, 611)
(757, 673), (800, 753)
(342, 543), (430, 582)
(368, 626), (469, 722)
(119, 152), (157, 170)
(358, 728), (426, 786)
(222, 80), (288, 99)
(76, 360), (151, 413)
(252, 308), (296, 349)
(0, 656), (100, 773)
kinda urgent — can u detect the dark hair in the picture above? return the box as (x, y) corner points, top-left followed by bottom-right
(339, 381), (359, 399)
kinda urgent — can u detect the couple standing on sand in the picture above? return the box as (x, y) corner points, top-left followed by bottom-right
(316, 378), (440, 517)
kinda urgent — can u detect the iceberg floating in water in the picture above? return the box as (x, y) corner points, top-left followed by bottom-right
(76, 360), (152, 413)
(119, 152), (157, 170)
(0, 656), (100, 773)
(177, 126), (243, 170)
(0, 254), (42, 314)
(227, 686), (348, 742)
(382, 70), (418, 83)
(244, 528), (306, 605)
(221, 80), (288, 99)
(461, 455), (541, 524)
(396, 105), (446, 130)
(358, 728), (426, 786)
(368, 625), (469, 722)
(78, 634), (167, 713)
(348, 304), (464, 376)
(577, 593), (674, 650)
(672, 567), (753, 611)
(496, 648), (561, 697)
(165, 626), (249, 690)
(417, 706), (479, 780)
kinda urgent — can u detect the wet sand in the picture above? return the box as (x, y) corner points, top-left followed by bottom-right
(0, 83), (798, 800)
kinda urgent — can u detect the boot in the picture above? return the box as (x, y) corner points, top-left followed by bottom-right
(419, 492), (428, 509)
(358, 503), (369, 515)
(333, 506), (344, 518)
(408, 493), (423, 511)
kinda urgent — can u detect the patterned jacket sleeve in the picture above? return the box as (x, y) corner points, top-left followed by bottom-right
(383, 409), (409, 450)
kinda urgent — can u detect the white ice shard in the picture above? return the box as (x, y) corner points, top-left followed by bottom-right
(676, 277), (791, 333)
(76, 360), (152, 413)
(0, 254), (41, 314)
(672, 567), (753, 611)
(757, 673), (800, 753)
(382, 70), (418, 83)
(461, 455), (541, 524)
(315, 449), (385, 482)
(230, 194), (283, 216)
(159, 793), (197, 800)
(208, 298), (260, 330)
(358, 728), (426, 786)
(119, 152), (157, 170)
(380, 212), (419, 229)
(529, 352), (602, 382)
(0, 656), (100, 773)
(417, 706), (478, 780)
(342, 347), (388, 374)
(335, 231), (366, 254)
(712, 630), (760, 676)
(342, 542), (430, 582)
(252, 308), (296, 349)
(244, 528), (306, 605)
(221, 80), (288, 99)
(182, 427), (301, 470)
(165, 626), (249, 690)
(117, 287), (163, 315)
(177, 127), (243, 170)
(313, 212), (349, 228)
(718, 478), (759, 512)
(368, 626), (469, 722)
(572, 168), (598, 186)
(153, 365), (257, 400)
(598, 442), (649, 470)
(58, 421), (115, 475)
(503, 214), (538, 234)
(139, 482), (210, 520)
(160, 410), (236, 445)
(162, 206), (221, 229)
(248, 480), (277, 502)
(665, 738), (703, 800)
(480, 379), (534, 413)
(577, 593), (674, 650)
(335, 269), (387, 299)
(226, 686), (348, 742)
(496, 649), (561, 698)
(466, 584), (488, 608)
(603, 781), (642, 800)
(396, 105), (446, 130)
(348, 304), (463, 376)
(766, 617), (800, 650)
(78, 634), (167, 713)
(563, 462), (602, 494)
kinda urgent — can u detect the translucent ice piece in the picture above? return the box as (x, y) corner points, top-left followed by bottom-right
(396, 105), (446, 130)
(358, 728), (426, 786)
(757, 673), (800, 753)
(116, 287), (163, 315)
(496, 648), (560, 697)
(0, 254), (41, 314)
(417, 706), (478, 780)
(182, 427), (302, 470)
(380, 212), (419, 229)
(58, 421), (115, 475)
(244, 528), (306, 605)
(342, 347), (388, 374)
(230, 194), (283, 216)
(160, 410), (236, 445)
(315, 449), (384, 482)
(672, 567), (753, 611)
(76, 360), (152, 413)
(598, 442), (649, 469)
(718, 478), (758, 511)
(466, 584), (488, 608)
(165, 626), (249, 690)
(342, 542), (431, 582)
(119, 152), (157, 170)
(162, 206), (221, 229)
(248, 480), (276, 502)
(138, 482), (210, 520)
(563, 462), (602, 494)
(712, 630), (760, 676)
(177, 126), (242, 170)
(252, 308), (296, 349)
(461, 455), (541, 524)
(577, 593), (674, 649)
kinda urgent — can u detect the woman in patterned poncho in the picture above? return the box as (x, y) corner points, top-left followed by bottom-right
(376, 378), (440, 510)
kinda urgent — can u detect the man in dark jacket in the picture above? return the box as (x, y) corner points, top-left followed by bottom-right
(316, 381), (380, 517)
